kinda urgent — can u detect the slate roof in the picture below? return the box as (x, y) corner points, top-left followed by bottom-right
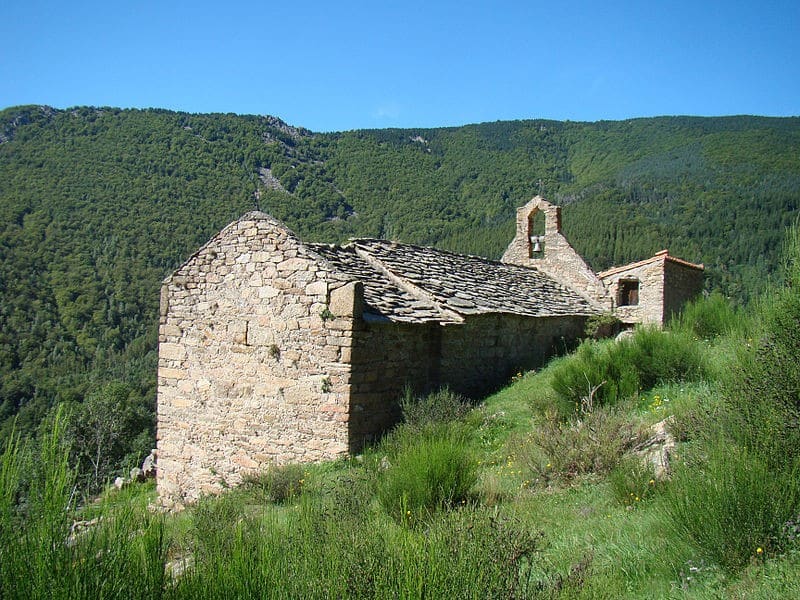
(310, 239), (600, 324)
(310, 243), (457, 323)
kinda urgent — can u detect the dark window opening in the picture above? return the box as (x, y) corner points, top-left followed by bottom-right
(618, 279), (639, 306)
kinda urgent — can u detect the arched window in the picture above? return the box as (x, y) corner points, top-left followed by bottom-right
(528, 209), (546, 259)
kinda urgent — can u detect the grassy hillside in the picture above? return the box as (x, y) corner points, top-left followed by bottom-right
(4, 277), (800, 597)
(1, 105), (798, 473)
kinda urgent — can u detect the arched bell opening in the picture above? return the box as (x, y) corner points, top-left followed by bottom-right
(527, 209), (546, 259)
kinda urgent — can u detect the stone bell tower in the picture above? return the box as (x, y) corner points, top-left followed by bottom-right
(501, 196), (610, 308)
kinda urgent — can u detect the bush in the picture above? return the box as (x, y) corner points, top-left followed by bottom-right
(377, 425), (477, 524)
(749, 225), (800, 414)
(662, 441), (800, 573)
(550, 327), (707, 409)
(661, 224), (800, 574)
(243, 462), (305, 504)
(515, 405), (645, 484)
(400, 387), (471, 432)
(732, 299), (800, 419)
(713, 224), (800, 467)
(671, 292), (743, 340)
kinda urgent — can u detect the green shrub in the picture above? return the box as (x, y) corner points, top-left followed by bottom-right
(243, 462), (305, 504)
(665, 386), (720, 444)
(550, 339), (636, 409)
(515, 405), (645, 484)
(671, 292), (743, 340)
(400, 387), (471, 431)
(377, 425), (477, 524)
(748, 225), (800, 414)
(662, 441), (800, 573)
(732, 301), (800, 418)
(661, 226), (800, 574)
(317, 466), (376, 523)
(630, 327), (707, 389)
(710, 224), (800, 467)
(550, 327), (707, 409)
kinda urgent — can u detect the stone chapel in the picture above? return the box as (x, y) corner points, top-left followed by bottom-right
(156, 196), (703, 507)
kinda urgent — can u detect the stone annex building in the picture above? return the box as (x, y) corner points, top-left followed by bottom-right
(156, 196), (703, 507)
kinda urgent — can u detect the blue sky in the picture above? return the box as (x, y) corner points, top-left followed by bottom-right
(2, 0), (798, 131)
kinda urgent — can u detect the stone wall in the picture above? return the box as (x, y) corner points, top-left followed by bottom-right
(598, 254), (704, 326)
(349, 321), (442, 449)
(157, 213), (354, 509)
(663, 261), (704, 323)
(439, 314), (587, 397)
(600, 260), (666, 325)
(501, 197), (610, 307)
(347, 313), (588, 432)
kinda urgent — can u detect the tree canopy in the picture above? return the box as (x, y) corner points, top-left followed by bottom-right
(1, 105), (798, 478)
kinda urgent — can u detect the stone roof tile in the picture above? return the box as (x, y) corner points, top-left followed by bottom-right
(352, 239), (600, 318)
(311, 239), (601, 323)
(309, 244), (458, 323)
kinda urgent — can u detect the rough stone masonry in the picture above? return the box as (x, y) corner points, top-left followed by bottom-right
(157, 196), (702, 508)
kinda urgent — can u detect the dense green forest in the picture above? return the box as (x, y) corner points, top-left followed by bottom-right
(1, 105), (798, 482)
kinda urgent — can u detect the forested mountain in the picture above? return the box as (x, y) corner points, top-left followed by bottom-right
(1, 105), (798, 472)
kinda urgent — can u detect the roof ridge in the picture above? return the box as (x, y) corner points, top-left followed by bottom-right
(309, 242), (461, 323)
(352, 243), (464, 323)
(352, 238), (513, 268)
(598, 250), (704, 278)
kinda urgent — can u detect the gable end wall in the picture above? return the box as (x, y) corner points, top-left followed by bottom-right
(157, 217), (353, 508)
(501, 197), (609, 307)
(599, 260), (666, 325)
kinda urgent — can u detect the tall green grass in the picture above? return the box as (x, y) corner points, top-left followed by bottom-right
(376, 423), (477, 525)
(175, 494), (542, 599)
(663, 441), (800, 573)
(671, 291), (745, 340)
(0, 410), (166, 600)
(661, 224), (800, 574)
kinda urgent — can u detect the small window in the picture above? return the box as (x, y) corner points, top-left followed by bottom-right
(618, 279), (639, 306)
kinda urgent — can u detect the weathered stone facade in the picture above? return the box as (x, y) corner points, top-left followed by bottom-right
(157, 214), (354, 507)
(346, 312), (586, 444)
(501, 196), (704, 327)
(158, 196), (703, 507)
(157, 208), (597, 507)
(598, 251), (705, 326)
